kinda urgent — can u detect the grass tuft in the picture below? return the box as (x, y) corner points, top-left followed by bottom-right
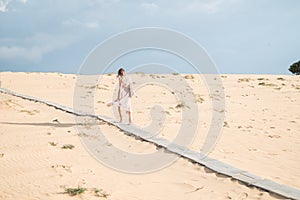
(135, 72), (145, 76)
(175, 102), (185, 109)
(238, 78), (250, 82)
(175, 102), (190, 109)
(258, 82), (277, 87)
(49, 142), (57, 146)
(184, 75), (194, 79)
(195, 94), (205, 103)
(257, 78), (269, 81)
(92, 188), (110, 198)
(61, 144), (75, 149)
(19, 109), (39, 115)
(65, 187), (86, 196)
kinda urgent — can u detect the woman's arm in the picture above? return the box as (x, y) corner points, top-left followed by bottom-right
(129, 77), (133, 98)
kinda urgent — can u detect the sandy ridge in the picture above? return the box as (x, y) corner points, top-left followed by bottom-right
(1, 87), (299, 199)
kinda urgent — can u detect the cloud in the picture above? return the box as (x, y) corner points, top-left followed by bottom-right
(0, 0), (10, 12)
(0, 46), (45, 62)
(167, 0), (239, 15)
(0, 0), (28, 12)
(62, 18), (99, 29)
(0, 33), (76, 63)
(185, 0), (225, 14)
(141, 2), (160, 12)
(85, 22), (99, 28)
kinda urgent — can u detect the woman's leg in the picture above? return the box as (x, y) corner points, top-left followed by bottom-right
(128, 111), (132, 124)
(118, 106), (122, 122)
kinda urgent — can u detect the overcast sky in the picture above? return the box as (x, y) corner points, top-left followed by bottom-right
(0, 0), (299, 74)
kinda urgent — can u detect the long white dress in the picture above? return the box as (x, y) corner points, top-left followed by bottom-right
(115, 75), (133, 112)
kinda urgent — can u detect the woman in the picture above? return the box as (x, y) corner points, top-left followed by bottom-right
(107, 68), (133, 124)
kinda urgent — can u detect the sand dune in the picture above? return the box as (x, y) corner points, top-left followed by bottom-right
(0, 72), (299, 199)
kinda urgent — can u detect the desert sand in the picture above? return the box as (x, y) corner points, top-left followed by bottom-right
(0, 72), (299, 199)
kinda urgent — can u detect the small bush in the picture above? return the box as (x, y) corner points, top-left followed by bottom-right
(289, 60), (300, 75)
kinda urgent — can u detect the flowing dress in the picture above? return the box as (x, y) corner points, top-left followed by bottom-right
(115, 75), (133, 112)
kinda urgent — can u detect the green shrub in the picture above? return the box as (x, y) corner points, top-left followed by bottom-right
(289, 60), (300, 75)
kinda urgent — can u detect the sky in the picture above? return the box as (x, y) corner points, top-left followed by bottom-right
(0, 0), (299, 74)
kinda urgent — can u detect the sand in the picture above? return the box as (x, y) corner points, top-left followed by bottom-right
(0, 72), (299, 199)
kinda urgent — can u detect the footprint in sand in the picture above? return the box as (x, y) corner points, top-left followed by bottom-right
(185, 185), (204, 194)
(238, 192), (249, 199)
(173, 182), (198, 191)
(248, 148), (257, 152)
(227, 192), (248, 200)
